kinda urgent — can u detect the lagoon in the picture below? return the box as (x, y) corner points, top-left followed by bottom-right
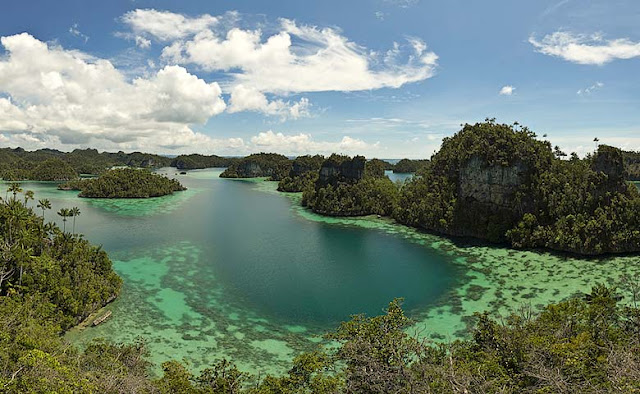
(17, 169), (640, 375)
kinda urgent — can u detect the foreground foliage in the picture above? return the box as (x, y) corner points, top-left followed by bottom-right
(59, 168), (186, 198)
(153, 285), (640, 393)
(0, 188), (132, 392)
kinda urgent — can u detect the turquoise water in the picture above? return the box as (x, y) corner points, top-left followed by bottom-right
(12, 170), (640, 376)
(385, 170), (414, 183)
(16, 170), (455, 374)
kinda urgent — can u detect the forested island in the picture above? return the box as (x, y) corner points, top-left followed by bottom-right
(1, 187), (639, 392)
(0, 148), (236, 180)
(59, 168), (186, 198)
(264, 120), (640, 255)
(393, 158), (429, 173)
(171, 154), (237, 170)
(301, 155), (399, 216)
(220, 153), (292, 180)
(277, 155), (324, 192)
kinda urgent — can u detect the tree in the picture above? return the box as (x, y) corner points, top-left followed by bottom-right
(37, 199), (51, 220)
(554, 145), (567, 158)
(70, 207), (80, 235)
(23, 190), (34, 206)
(57, 208), (71, 233)
(8, 183), (22, 201)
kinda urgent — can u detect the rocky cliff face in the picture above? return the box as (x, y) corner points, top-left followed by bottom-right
(458, 156), (527, 210)
(220, 153), (292, 180)
(592, 145), (626, 191)
(450, 156), (530, 241)
(236, 161), (270, 177)
(291, 161), (318, 177)
(318, 156), (366, 185)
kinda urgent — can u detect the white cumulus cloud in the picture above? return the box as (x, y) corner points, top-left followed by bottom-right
(499, 85), (515, 95)
(228, 85), (311, 120)
(139, 10), (438, 94)
(121, 9), (218, 41)
(250, 130), (380, 156)
(0, 33), (227, 152)
(529, 32), (640, 65)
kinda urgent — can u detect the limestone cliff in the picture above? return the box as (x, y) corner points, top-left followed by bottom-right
(220, 153), (291, 180)
(318, 155), (366, 185)
(450, 156), (531, 241)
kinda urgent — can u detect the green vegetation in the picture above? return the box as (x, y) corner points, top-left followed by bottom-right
(220, 153), (292, 180)
(30, 158), (78, 181)
(394, 120), (640, 254)
(0, 154), (78, 181)
(369, 158), (395, 171)
(0, 186), (157, 392)
(0, 147), (174, 180)
(22, 284), (638, 393)
(278, 171), (319, 193)
(59, 168), (186, 198)
(393, 158), (429, 173)
(274, 121), (640, 254)
(302, 155), (399, 216)
(277, 155), (324, 192)
(624, 150), (640, 181)
(171, 154), (237, 170)
(303, 176), (399, 216)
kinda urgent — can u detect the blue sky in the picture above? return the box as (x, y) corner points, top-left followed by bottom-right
(0, 0), (638, 158)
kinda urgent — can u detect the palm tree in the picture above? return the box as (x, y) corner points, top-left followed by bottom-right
(37, 199), (52, 220)
(57, 208), (71, 233)
(24, 190), (34, 206)
(7, 183), (22, 201)
(70, 207), (81, 235)
(594, 137), (600, 150)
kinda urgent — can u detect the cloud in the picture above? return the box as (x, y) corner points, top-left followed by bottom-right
(121, 9), (218, 41)
(375, 11), (385, 21)
(383, 0), (419, 8)
(551, 133), (640, 158)
(227, 84), (311, 120)
(250, 130), (380, 155)
(540, 0), (571, 17)
(577, 81), (604, 95)
(499, 85), (515, 95)
(150, 11), (437, 94)
(135, 36), (151, 49)
(0, 33), (227, 152)
(69, 23), (89, 43)
(529, 32), (640, 65)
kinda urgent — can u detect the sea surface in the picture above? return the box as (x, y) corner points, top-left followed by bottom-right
(12, 169), (640, 375)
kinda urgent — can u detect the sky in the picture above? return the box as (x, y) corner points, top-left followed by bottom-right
(0, 0), (639, 159)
